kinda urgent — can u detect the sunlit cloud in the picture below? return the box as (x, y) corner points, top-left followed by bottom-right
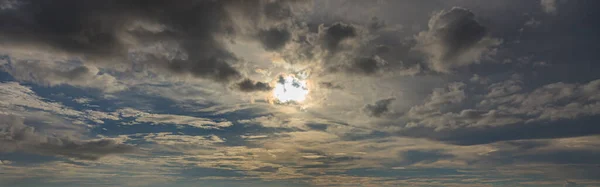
(272, 75), (310, 103)
(1, 0), (599, 186)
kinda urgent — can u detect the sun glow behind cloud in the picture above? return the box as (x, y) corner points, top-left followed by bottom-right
(273, 75), (309, 103)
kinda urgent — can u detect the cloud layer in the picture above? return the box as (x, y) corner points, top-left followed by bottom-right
(1, 1), (600, 187)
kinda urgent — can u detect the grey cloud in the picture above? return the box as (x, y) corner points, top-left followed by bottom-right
(318, 22), (408, 76)
(399, 79), (600, 145)
(481, 79), (600, 121)
(319, 22), (357, 53)
(414, 7), (502, 72)
(470, 74), (490, 84)
(327, 55), (388, 75)
(363, 98), (395, 117)
(408, 82), (466, 119)
(235, 79), (272, 92)
(401, 114), (600, 145)
(368, 17), (387, 32)
(399, 150), (454, 165)
(0, 114), (134, 160)
(279, 18), (418, 77)
(263, 1), (293, 21)
(479, 138), (600, 168)
(258, 27), (291, 51)
(318, 81), (343, 89)
(0, 0), (18, 10)
(1, 59), (125, 92)
(347, 55), (387, 75)
(524, 17), (542, 28)
(541, 0), (558, 14)
(564, 181), (585, 187)
(0, 0), (307, 83)
(485, 79), (523, 98)
(252, 166), (280, 173)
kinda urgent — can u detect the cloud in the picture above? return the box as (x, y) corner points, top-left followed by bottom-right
(346, 55), (388, 75)
(0, 82), (83, 117)
(0, 160), (11, 165)
(524, 17), (542, 28)
(0, 81), (121, 125)
(235, 79), (273, 92)
(143, 133), (224, 146)
(480, 79), (600, 122)
(257, 27), (292, 51)
(0, 114), (134, 160)
(363, 98), (395, 117)
(484, 77), (523, 98)
(408, 82), (466, 119)
(73, 97), (92, 104)
(399, 78), (600, 145)
(0, 0), (18, 10)
(541, 0), (558, 14)
(0, 0), (309, 84)
(318, 81), (344, 89)
(319, 22), (358, 53)
(2, 1), (600, 186)
(1, 59), (125, 92)
(564, 181), (585, 187)
(399, 150), (455, 165)
(470, 74), (489, 84)
(414, 7), (502, 72)
(116, 108), (233, 129)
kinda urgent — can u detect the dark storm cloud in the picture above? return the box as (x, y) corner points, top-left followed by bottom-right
(235, 79), (272, 92)
(363, 98), (395, 117)
(0, 114), (134, 160)
(320, 22), (357, 53)
(348, 56), (387, 75)
(414, 7), (501, 72)
(258, 27), (292, 51)
(0, 0), (305, 83)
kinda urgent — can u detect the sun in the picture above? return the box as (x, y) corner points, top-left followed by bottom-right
(273, 75), (309, 103)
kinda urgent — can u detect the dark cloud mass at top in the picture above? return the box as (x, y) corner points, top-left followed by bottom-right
(0, 0), (307, 83)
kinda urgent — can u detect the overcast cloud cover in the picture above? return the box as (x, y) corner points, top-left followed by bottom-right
(1, 0), (600, 186)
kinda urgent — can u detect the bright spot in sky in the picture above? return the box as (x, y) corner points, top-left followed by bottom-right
(273, 75), (309, 103)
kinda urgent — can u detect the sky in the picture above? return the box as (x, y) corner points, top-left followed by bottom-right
(0, 0), (599, 187)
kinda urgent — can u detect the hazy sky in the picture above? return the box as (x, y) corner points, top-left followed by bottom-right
(1, 0), (599, 187)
